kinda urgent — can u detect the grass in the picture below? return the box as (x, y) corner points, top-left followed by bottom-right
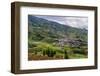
(28, 41), (88, 60)
(69, 53), (87, 59)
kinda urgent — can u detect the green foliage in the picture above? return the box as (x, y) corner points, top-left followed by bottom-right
(45, 47), (56, 57)
(38, 43), (57, 57)
(71, 47), (87, 55)
(28, 42), (87, 60)
(28, 15), (88, 60)
(64, 50), (69, 59)
(28, 15), (88, 43)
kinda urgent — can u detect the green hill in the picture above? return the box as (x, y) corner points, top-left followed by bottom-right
(28, 15), (87, 43)
(28, 15), (88, 60)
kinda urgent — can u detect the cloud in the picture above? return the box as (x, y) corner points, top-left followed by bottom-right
(35, 15), (88, 29)
(63, 17), (88, 29)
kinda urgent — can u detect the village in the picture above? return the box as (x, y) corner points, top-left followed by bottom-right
(54, 38), (87, 48)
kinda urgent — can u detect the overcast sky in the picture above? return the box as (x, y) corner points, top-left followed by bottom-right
(35, 15), (88, 29)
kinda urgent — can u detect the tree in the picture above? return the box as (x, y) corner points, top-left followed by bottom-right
(45, 47), (56, 57)
(64, 50), (69, 59)
(63, 45), (71, 59)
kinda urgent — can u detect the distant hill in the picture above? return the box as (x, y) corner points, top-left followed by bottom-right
(28, 15), (88, 43)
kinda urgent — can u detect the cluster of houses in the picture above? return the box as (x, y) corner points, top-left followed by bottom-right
(54, 38), (87, 47)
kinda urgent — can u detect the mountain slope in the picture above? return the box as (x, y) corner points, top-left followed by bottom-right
(28, 15), (88, 43)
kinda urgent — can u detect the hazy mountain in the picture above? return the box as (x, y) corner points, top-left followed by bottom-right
(28, 15), (88, 43)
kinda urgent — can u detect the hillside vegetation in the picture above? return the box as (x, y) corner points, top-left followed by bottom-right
(28, 15), (88, 60)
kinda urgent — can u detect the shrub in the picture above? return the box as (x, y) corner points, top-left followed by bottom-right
(72, 48), (87, 55)
(45, 46), (56, 57)
(64, 50), (69, 59)
(28, 48), (34, 53)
